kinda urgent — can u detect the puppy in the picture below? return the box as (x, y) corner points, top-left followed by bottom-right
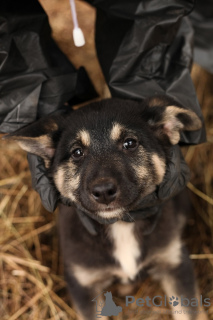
(5, 97), (208, 320)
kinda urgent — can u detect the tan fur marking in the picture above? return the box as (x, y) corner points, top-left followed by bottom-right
(161, 276), (192, 320)
(72, 265), (107, 287)
(170, 131), (181, 145)
(144, 238), (182, 273)
(194, 290), (209, 320)
(54, 167), (65, 194)
(150, 104), (202, 131)
(68, 175), (80, 202)
(17, 141), (34, 154)
(110, 123), (124, 141)
(132, 146), (149, 180)
(157, 237), (182, 267)
(160, 274), (208, 320)
(151, 153), (166, 184)
(149, 104), (202, 144)
(17, 135), (52, 150)
(165, 106), (201, 129)
(54, 162), (80, 202)
(97, 208), (124, 219)
(132, 163), (157, 196)
(132, 146), (158, 196)
(77, 130), (90, 147)
(148, 97), (166, 107)
(72, 264), (132, 288)
(163, 106), (186, 145)
(17, 135), (55, 167)
(132, 164), (149, 180)
(17, 135), (51, 143)
(163, 106), (202, 144)
(177, 107), (201, 130)
(44, 121), (58, 131)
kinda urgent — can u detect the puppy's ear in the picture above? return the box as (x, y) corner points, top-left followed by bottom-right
(3, 114), (65, 163)
(144, 96), (202, 145)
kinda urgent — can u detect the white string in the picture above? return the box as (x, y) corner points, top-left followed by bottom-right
(69, 0), (78, 29)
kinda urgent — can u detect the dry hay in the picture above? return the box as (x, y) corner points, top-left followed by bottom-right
(0, 0), (213, 318)
(0, 140), (76, 320)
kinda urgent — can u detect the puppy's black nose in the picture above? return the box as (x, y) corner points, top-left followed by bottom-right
(92, 182), (117, 205)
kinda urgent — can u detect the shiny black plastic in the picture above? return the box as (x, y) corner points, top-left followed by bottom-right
(87, 0), (209, 144)
(0, 0), (97, 133)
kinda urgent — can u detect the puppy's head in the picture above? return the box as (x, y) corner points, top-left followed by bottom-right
(4, 97), (202, 222)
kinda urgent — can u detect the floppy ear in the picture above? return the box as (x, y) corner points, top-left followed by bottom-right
(144, 96), (202, 145)
(2, 114), (65, 164)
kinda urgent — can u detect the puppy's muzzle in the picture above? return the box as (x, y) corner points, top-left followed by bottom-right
(91, 179), (118, 205)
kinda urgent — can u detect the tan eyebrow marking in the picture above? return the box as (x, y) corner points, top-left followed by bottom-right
(76, 129), (91, 147)
(110, 123), (125, 141)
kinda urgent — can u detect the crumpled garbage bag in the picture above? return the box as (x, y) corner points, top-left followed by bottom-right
(0, 0), (97, 133)
(189, 0), (213, 74)
(0, 0), (210, 143)
(86, 0), (210, 145)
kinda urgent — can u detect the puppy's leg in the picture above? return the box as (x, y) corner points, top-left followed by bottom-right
(152, 246), (208, 320)
(64, 267), (110, 320)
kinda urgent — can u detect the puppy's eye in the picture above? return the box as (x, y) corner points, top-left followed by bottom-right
(123, 138), (138, 150)
(72, 148), (84, 159)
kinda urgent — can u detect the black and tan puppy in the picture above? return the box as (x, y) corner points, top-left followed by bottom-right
(5, 97), (208, 320)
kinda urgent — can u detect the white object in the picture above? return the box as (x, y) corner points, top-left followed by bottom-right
(69, 0), (85, 47)
(73, 27), (85, 47)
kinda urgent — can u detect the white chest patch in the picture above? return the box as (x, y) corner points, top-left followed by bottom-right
(110, 221), (141, 280)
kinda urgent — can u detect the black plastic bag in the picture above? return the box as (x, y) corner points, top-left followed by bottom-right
(87, 0), (208, 144)
(0, 0), (97, 133)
